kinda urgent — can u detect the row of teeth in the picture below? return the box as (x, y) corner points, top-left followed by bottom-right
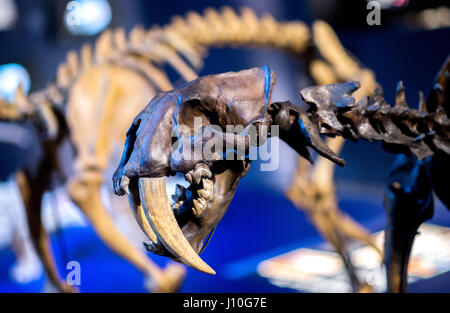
(172, 178), (213, 216)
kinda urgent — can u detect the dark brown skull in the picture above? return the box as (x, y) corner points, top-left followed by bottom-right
(112, 67), (276, 274)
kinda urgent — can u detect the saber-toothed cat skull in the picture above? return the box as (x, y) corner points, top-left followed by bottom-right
(112, 66), (347, 274)
(112, 67), (279, 274)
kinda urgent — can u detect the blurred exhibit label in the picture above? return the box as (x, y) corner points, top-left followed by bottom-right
(257, 224), (450, 293)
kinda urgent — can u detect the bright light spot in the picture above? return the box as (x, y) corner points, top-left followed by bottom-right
(0, 63), (30, 102)
(0, 0), (18, 31)
(420, 6), (450, 30)
(404, 6), (450, 31)
(64, 0), (112, 36)
(392, 0), (409, 7)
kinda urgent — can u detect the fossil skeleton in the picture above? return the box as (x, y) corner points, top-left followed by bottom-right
(112, 57), (450, 290)
(0, 7), (382, 292)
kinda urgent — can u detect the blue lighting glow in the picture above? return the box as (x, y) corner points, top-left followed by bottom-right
(64, 0), (112, 36)
(0, 63), (30, 102)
